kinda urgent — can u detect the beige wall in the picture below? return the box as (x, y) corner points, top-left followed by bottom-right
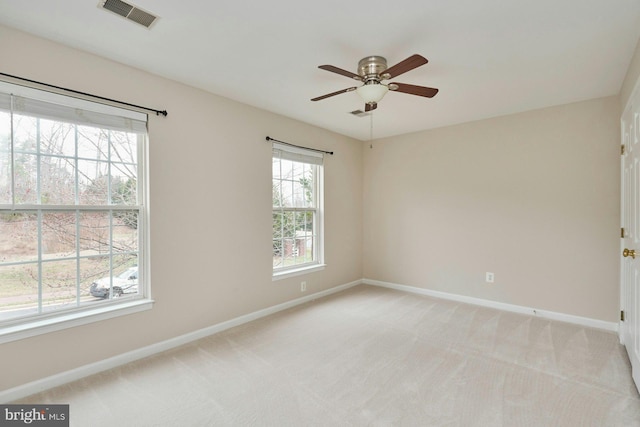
(0, 25), (363, 390)
(363, 97), (621, 322)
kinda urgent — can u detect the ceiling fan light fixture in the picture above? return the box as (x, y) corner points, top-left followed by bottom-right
(356, 83), (388, 104)
(312, 54), (437, 108)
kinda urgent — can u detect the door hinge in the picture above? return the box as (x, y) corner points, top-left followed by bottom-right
(621, 310), (626, 322)
(622, 227), (626, 238)
(622, 144), (626, 155)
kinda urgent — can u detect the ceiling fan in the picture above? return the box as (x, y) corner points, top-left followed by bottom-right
(311, 54), (438, 112)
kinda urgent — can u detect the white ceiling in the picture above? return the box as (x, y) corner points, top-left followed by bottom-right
(1, 0), (640, 141)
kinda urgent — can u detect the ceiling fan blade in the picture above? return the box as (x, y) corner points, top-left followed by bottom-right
(382, 54), (428, 79)
(389, 82), (439, 98)
(311, 87), (357, 101)
(318, 65), (362, 81)
(365, 102), (377, 112)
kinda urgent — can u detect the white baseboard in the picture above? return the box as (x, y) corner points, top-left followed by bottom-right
(3, 277), (617, 402)
(0, 279), (362, 403)
(364, 278), (618, 333)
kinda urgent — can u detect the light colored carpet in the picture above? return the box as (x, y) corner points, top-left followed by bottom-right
(18, 285), (640, 426)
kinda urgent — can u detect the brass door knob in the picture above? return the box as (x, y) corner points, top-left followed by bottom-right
(623, 248), (636, 259)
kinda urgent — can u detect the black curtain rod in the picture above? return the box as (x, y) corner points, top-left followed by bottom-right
(0, 72), (168, 117)
(266, 136), (333, 155)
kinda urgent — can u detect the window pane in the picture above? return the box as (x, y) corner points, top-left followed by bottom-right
(78, 160), (109, 205)
(296, 211), (313, 234)
(41, 259), (77, 311)
(83, 256), (139, 301)
(272, 213), (283, 240)
(272, 181), (282, 208)
(282, 237), (309, 267)
(110, 131), (137, 164)
(12, 115), (38, 154)
(292, 179), (306, 208)
(0, 263), (39, 321)
(113, 253), (137, 273)
(111, 176), (137, 205)
(300, 236), (314, 263)
(282, 211), (295, 239)
(272, 156), (281, 179)
(39, 120), (75, 157)
(0, 110), (10, 204)
(42, 212), (76, 258)
(105, 254), (139, 299)
(79, 211), (110, 255)
(77, 126), (108, 161)
(41, 156), (76, 205)
(281, 178), (294, 208)
(0, 213), (38, 263)
(110, 132), (138, 206)
(272, 212), (284, 268)
(272, 240), (283, 269)
(113, 211), (138, 252)
(13, 154), (38, 204)
(80, 257), (109, 303)
(292, 160), (304, 182)
(296, 211), (314, 264)
(280, 158), (293, 182)
(302, 166), (314, 207)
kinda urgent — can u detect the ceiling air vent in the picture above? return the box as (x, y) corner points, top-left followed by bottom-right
(99, 0), (159, 29)
(349, 109), (370, 118)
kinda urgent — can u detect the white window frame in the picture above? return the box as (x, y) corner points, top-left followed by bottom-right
(0, 81), (152, 344)
(272, 143), (325, 280)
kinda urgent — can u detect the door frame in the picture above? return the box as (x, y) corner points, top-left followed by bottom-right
(621, 76), (640, 346)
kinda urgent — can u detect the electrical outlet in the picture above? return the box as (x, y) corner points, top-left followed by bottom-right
(486, 272), (495, 283)
(301, 281), (307, 292)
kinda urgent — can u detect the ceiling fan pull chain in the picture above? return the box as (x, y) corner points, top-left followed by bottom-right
(369, 111), (374, 149)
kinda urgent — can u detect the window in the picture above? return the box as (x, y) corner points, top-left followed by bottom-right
(0, 81), (149, 338)
(272, 143), (323, 276)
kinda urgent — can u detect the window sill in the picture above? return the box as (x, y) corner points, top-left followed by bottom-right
(272, 264), (326, 281)
(0, 298), (154, 344)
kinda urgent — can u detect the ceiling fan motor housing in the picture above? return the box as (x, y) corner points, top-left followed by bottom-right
(358, 56), (388, 83)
